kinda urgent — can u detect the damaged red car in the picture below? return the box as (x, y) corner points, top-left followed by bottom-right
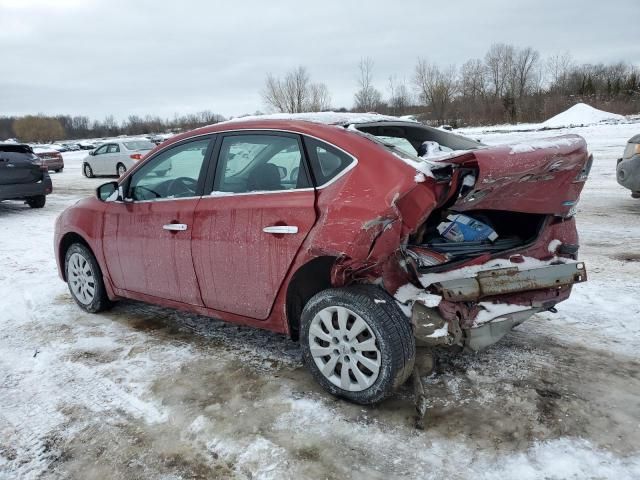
(54, 114), (590, 404)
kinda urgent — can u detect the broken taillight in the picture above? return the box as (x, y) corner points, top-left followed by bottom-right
(574, 153), (593, 183)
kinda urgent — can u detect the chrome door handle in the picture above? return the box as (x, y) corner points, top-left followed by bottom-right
(163, 223), (188, 231)
(263, 225), (298, 234)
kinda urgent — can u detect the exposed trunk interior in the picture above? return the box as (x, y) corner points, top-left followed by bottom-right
(406, 209), (547, 272)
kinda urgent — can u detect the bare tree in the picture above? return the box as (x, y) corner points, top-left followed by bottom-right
(354, 57), (383, 112)
(262, 66), (309, 113)
(460, 59), (487, 99)
(414, 59), (458, 124)
(308, 82), (332, 111)
(511, 47), (540, 98)
(387, 76), (412, 115)
(485, 43), (515, 97)
(262, 66), (330, 113)
(546, 51), (574, 92)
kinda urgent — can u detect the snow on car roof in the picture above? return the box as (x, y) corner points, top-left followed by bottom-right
(225, 111), (416, 126)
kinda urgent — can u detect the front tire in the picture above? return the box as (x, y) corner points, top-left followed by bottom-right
(300, 285), (415, 405)
(83, 163), (94, 178)
(64, 243), (111, 313)
(26, 195), (46, 208)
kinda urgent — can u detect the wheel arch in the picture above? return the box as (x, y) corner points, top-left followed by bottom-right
(285, 256), (337, 341)
(58, 232), (93, 281)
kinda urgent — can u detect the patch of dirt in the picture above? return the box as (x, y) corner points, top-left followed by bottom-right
(613, 252), (640, 262)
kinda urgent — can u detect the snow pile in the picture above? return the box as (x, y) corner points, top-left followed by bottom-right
(225, 111), (411, 125)
(542, 103), (625, 128)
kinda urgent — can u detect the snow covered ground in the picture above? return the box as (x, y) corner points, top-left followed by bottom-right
(1, 123), (640, 479)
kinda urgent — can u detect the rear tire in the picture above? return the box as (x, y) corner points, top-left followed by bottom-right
(83, 163), (94, 178)
(55, 168), (63, 173)
(26, 195), (46, 208)
(117, 163), (126, 177)
(64, 243), (111, 313)
(300, 285), (415, 405)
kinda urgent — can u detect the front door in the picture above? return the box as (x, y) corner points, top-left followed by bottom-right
(192, 132), (317, 319)
(102, 137), (213, 305)
(91, 144), (109, 175)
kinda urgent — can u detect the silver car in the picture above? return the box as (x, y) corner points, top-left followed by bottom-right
(617, 134), (640, 198)
(82, 139), (157, 177)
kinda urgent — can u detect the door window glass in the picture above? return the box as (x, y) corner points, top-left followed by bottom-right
(303, 138), (353, 185)
(128, 139), (210, 201)
(107, 144), (120, 154)
(94, 145), (108, 155)
(214, 135), (310, 193)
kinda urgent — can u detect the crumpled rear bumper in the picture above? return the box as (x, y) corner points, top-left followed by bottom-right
(411, 262), (587, 350)
(432, 262), (587, 302)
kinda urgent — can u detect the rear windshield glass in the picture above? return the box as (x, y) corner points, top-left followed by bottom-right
(0, 144), (32, 154)
(623, 142), (638, 159)
(123, 141), (155, 150)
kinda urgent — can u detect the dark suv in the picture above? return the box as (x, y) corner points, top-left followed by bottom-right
(0, 143), (53, 208)
(617, 134), (640, 198)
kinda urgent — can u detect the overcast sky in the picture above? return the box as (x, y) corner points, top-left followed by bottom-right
(1, 0), (638, 121)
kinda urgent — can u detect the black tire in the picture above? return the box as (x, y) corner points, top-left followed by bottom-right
(26, 195), (46, 208)
(83, 163), (94, 178)
(64, 243), (111, 313)
(55, 168), (63, 173)
(116, 163), (126, 176)
(300, 285), (415, 405)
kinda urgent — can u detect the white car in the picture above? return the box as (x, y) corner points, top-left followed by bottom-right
(82, 139), (157, 177)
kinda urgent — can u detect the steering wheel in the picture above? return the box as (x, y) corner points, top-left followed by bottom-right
(167, 176), (198, 197)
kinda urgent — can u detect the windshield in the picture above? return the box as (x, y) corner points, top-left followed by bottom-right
(123, 140), (155, 151)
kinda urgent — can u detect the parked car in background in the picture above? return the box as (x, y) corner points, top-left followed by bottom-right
(78, 142), (96, 150)
(33, 145), (64, 172)
(617, 134), (640, 198)
(60, 143), (81, 151)
(81, 139), (156, 177)
(1, 142), (52, 208)
(55, 114), (590, 404)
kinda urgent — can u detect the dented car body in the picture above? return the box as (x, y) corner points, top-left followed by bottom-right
(54, 114), (590, 404)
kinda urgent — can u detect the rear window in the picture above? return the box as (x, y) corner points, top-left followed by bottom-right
(0, 144), (32, 154)
(303, 138), (353, 185)
(123, 141), (155, 150)
(623, 142), (639, 159)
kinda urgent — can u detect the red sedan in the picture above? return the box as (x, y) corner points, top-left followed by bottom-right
(54, 115), (590, 404)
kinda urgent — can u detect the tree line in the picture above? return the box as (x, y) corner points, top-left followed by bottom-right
(0, 111), (226, 143)
(263, 44), (640, 126)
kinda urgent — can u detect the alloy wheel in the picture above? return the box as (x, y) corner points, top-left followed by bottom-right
(68, 252), (96, 305)
(308, 306), (381, 392)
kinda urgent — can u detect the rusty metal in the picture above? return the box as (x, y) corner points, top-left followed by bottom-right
(433, 262), (587, 302)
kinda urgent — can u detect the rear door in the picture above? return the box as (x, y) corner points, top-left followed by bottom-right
(191, 132), (317, 319)
(0, 145), (41, 185)
(102, 137), (214, 304)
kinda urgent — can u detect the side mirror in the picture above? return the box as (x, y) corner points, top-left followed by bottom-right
(96, 181), (120, 202)
(277, 166), (287, 180)
(89, 150), (95, 156)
